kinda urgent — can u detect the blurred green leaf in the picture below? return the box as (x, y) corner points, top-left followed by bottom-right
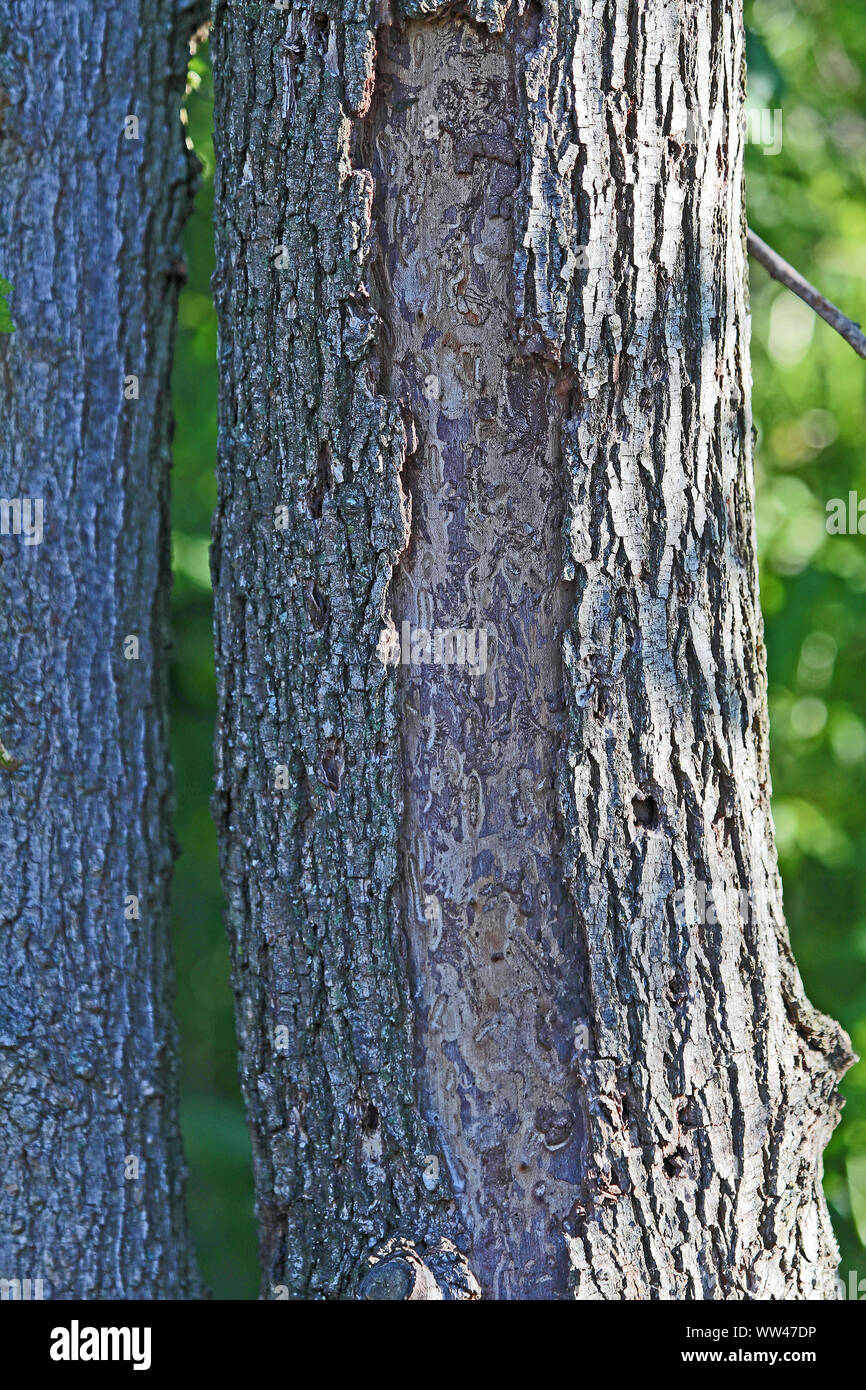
(0, 274), (15, 333)
(849, 1155), (866, 1246)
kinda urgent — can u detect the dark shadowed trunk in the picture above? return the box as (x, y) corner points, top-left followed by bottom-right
(0, 0), (204, 1298)
(211, 0), (853, 1300)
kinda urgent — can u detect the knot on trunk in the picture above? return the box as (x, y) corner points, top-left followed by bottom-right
(357, 1238), (481, 1301)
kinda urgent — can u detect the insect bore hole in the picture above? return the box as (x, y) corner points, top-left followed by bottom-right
(633, 795), (658, 829)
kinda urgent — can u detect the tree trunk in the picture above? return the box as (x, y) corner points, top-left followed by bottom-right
(211, 0), (854, 1300)
(0, 0), (203, 1298)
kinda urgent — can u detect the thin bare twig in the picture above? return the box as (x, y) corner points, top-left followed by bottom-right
(747, 227), (866, 360)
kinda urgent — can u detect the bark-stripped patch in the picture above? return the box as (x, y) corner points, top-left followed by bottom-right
(365, 9), (583, 1300)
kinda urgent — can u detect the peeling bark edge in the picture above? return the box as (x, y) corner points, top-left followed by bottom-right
(211, 0), (483, 1299)
(358, 1237), (481, 1299)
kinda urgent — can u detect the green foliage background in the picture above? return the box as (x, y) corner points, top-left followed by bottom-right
(170, 1), (866, 1297)
(170, 42), (258, 1299)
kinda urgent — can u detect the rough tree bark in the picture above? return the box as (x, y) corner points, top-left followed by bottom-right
(0, 0), (204, 1298)
(211, 0), (854, 1299)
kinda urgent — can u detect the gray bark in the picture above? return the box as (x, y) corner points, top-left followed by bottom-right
(211, 0), (854, 1300)
(0, 0), (202, 1298)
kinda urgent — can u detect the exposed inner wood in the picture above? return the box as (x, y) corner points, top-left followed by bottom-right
(366, 14), (583, 1299)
